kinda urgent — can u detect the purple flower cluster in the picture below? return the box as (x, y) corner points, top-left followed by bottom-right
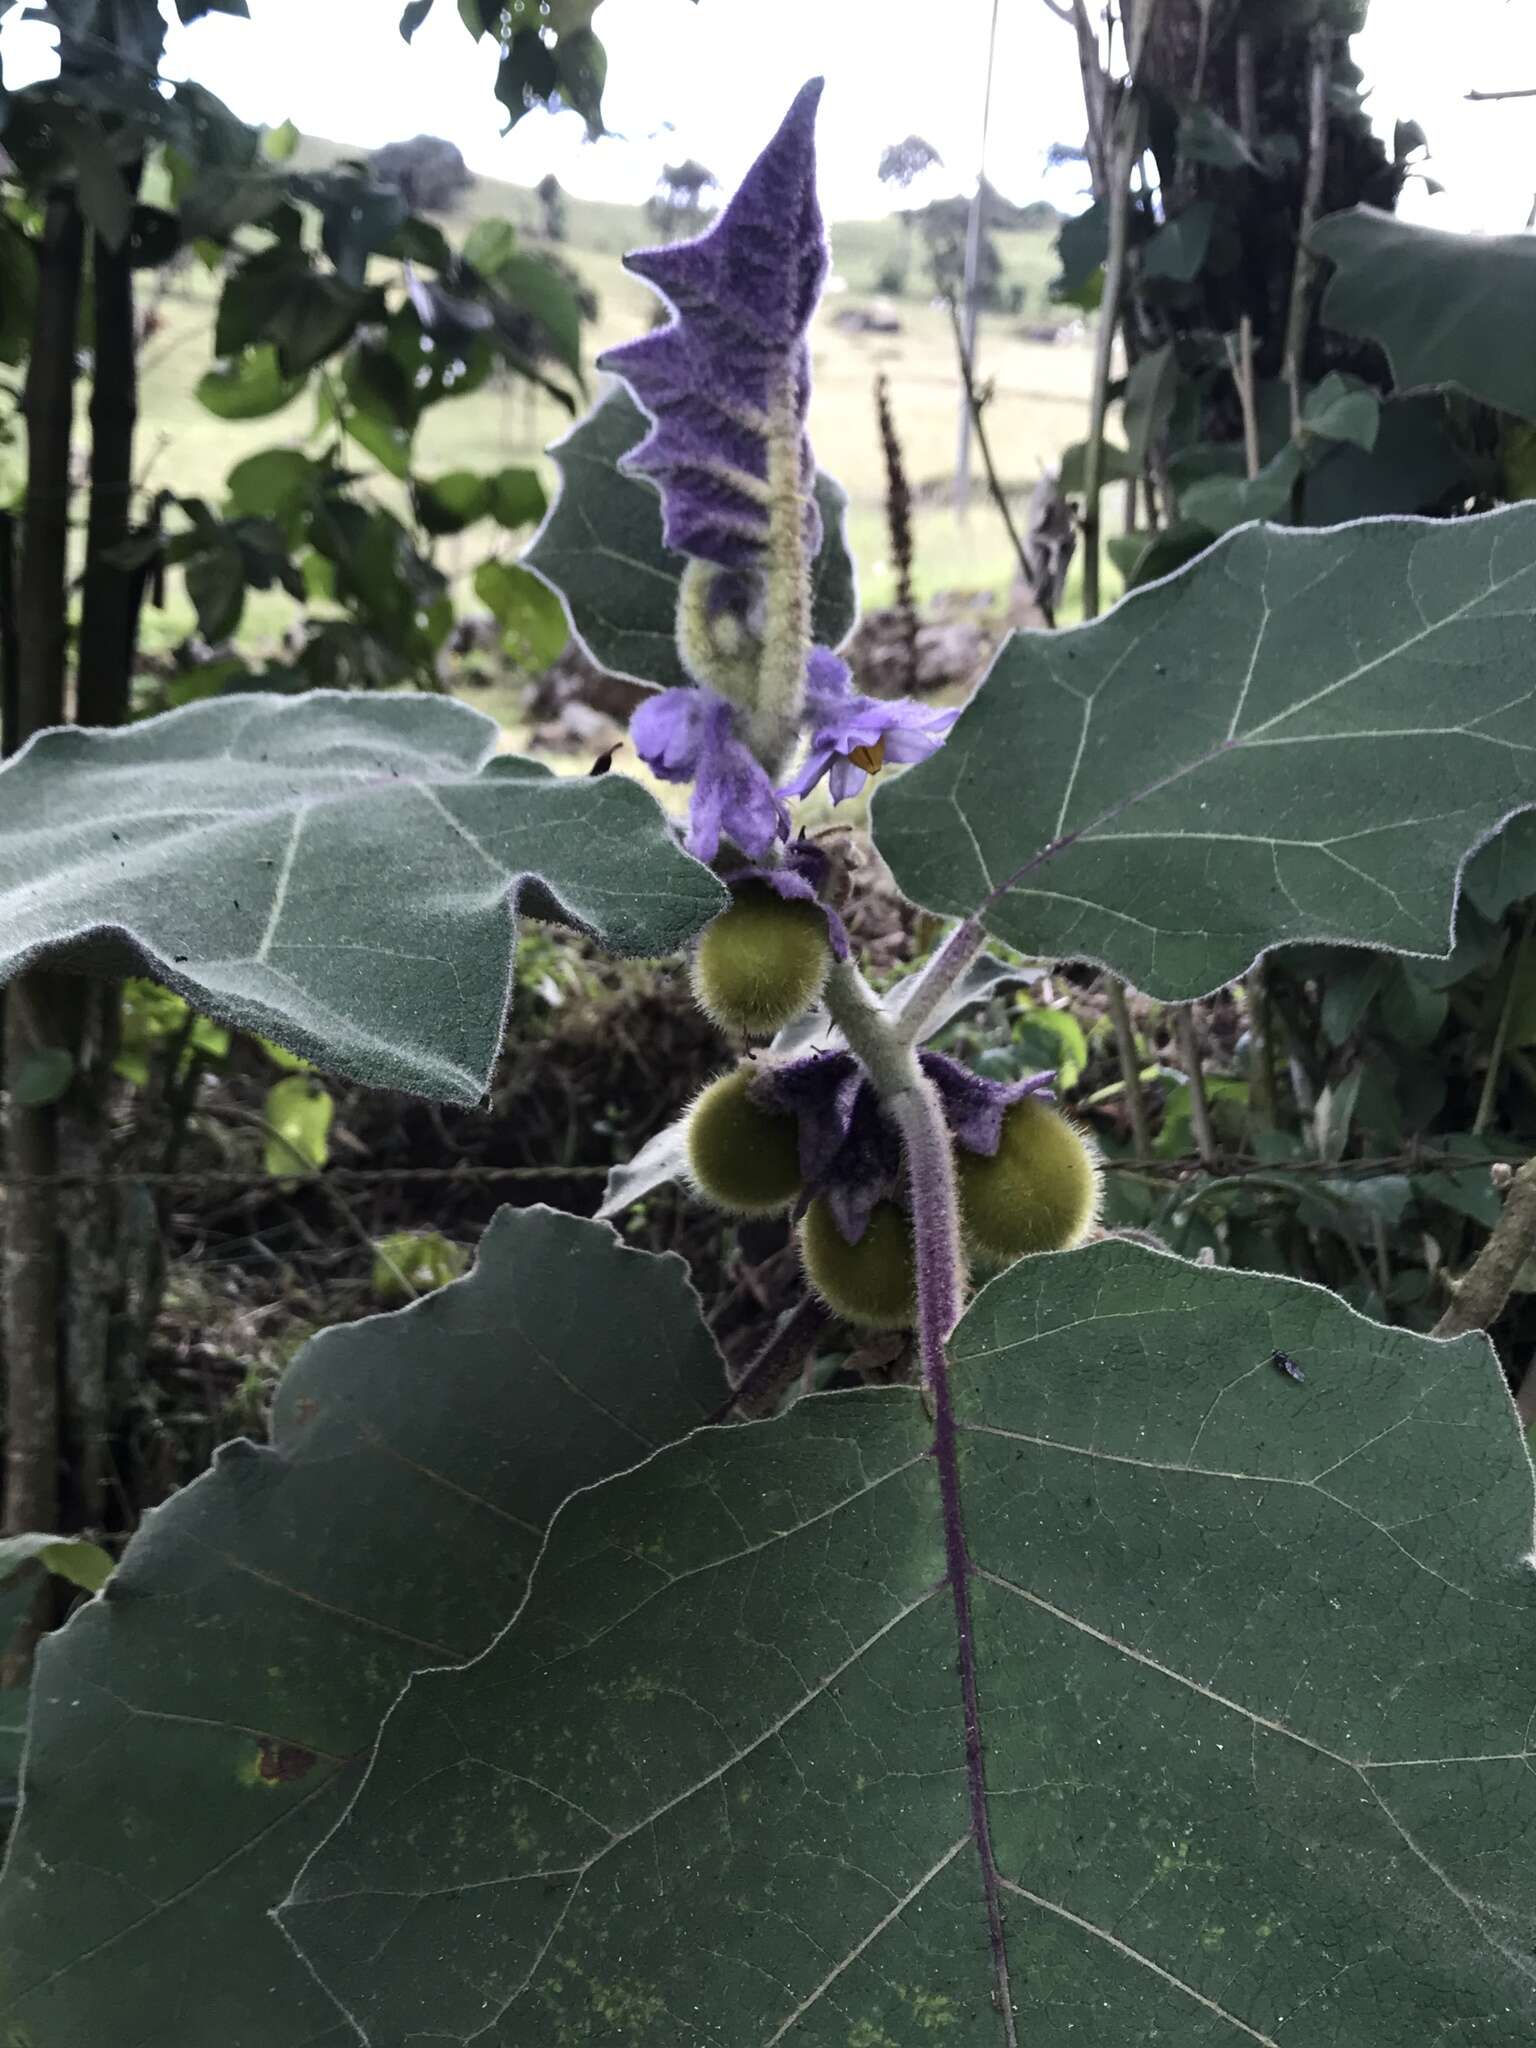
(750, 1047), (1052, 1245)
(603, 77), (961, 868)
(598, 81), (827, 570)
(630, 650), (958, 862)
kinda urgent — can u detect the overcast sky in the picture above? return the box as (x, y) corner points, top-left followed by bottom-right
(3, 0), (1534, 229)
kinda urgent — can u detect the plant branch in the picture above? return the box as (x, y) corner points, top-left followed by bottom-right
(1173, 1007), (1219, 1169)
(1282, 25), (1332, 437)
(1475, 907), (1532, 1136)
(77, 204), (142, 728)
(717, 1294), (833, 1422)
(1466, 86), (1536, 102)
(1434, 1157), (1536, 1340)
(947, 302), (1033, 590)
(1104, 975), (1152, 1160)
(1081, 113), (1135, 623)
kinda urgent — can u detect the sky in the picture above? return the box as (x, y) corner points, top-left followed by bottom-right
(3, 0), (1535, 231)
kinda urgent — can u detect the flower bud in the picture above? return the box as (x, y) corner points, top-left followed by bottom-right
(691, 884), (831, 1037)
(800, 1197), (916, 1329)
(957, 1097), (1101, 1261)
(686, 1065), (803, 1215)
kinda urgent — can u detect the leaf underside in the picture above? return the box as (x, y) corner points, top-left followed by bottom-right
(1311, 206), (1536, 423)
(281, 1241), (1536, 2045)
(0, 691), (724, 1101)
(875, 506), (1536, 999)
(523, 385), (858, 690)
(0, 1209), (726, 2048)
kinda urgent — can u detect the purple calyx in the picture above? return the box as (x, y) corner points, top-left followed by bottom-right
(599, 80), (828, 571)
(727, 835), (851, 960)
(749, 1047), (1053, 1245)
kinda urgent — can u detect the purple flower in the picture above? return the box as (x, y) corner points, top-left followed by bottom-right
(781, 648), (960, 803)
(749, 1045), (1053, 1244)
(630, 687), (788, 863)
(597, 81), (828, 570)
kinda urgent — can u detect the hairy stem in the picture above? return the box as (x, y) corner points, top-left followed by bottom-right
(746, 372), (811, 768)
(889, 1078), (1014, 2037)
(893, 916), (989, 1050)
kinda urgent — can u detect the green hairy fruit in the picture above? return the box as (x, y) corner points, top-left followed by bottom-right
(957, 1096), (1102, 1261)
(691, 884), (831, 1037)
(800, 1197), (917, 1329)
(685, 1065), (804, 1215)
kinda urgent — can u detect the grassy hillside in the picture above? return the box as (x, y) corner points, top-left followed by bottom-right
(130, 140), (1096, 642)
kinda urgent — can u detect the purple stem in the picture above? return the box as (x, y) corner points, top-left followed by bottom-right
(890, 1084), (1017, 2042)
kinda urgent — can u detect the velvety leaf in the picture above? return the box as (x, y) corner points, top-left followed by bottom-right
(525, 385), (856, 687)
(1313, 206), (1536, 422)
(595, 1115), (692, 1220)
(0, 1208), (726, 2048)
(875, 505), (1536, 998)
(0, 692), (725, 1102)
(281, 1241), (1536, 2045)
(1464, 811), (1536, 922)
(398, 0), (433, 36)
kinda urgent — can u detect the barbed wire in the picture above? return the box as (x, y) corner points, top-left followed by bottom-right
(0, 1150), (1520, 1192)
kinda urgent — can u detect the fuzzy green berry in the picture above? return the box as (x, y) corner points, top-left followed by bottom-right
(957, 1096), (1101, 1261)
(691, 885), (831, 1038)
(685, 1065), (804, 1215)
(800, 1197), (917, 1329)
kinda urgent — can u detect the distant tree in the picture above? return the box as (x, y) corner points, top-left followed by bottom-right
(646, 158), (717, 241)
(372, 134), (473, 214)
(878, 134), (942, 192)
(535, 172), (568, 243)
(878, 135), (942, 295)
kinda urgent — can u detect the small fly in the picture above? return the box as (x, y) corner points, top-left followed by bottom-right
(1270, 1349), (1305, 1384)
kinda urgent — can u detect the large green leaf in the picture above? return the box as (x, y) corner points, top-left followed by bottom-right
(0, 691), (724, 1102)
(875, 506), (1536, 998)
(1313, 207), (1536, 422)
(0, 1207), (726, 2048)
(524, 385), (857, 688)
(281, 1240), (1536, 2044)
